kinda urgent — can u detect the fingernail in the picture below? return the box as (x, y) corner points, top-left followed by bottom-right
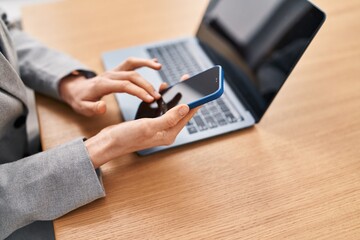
(95, 102), (101, 114)
(146, 94), (154, 101)
(178, 106), (189, 116)
(96, 101), (105, 113)
(153, 91), (161, 99)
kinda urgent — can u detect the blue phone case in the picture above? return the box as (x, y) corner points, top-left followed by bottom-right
(187, 65), (224, 109)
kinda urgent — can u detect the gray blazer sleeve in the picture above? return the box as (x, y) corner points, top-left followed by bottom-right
(10, 28), (96, 100)
(0, 138), (106, 239)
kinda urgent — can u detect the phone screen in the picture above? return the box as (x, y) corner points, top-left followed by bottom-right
(135, 67), (221, 119)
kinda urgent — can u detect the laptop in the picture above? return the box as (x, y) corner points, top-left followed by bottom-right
(102, 0), (326, 155)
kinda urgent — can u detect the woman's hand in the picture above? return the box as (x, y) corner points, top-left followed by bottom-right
(59, 57), (162, 117)
(85, 74), (195, 168)
(85, 104), (198, 168)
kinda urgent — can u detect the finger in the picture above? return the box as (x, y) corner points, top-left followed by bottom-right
(153, 104), (190, 130)
(97, 78), (156, 102)
(180, 74), (190, 81)
(154, 107), (199, 145)
(104, 72), (161, 99)
(159, 82), (168, 92)
(115, 57), (162, 71)
(167, 106), (200, 134)
(76, 100), (107, 117)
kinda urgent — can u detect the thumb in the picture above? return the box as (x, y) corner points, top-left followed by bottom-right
(78, 100), (107, 117)
(153, 104), (189, 129)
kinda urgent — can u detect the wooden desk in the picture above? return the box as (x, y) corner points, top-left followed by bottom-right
(22, 0), (360, 239)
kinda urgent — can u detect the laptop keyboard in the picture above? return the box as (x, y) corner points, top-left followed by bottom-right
(147, 41), (243, 134)
(147, 41), (203, 85)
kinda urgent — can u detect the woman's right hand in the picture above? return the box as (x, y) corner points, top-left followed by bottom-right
(59, 57), (162, 117)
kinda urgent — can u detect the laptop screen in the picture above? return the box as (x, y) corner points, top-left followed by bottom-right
(196, 0), (325, 122)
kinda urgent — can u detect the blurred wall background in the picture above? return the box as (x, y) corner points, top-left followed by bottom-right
(0, 0), (58, 22)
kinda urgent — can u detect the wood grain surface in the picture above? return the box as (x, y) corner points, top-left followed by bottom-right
(22, 0), (360, 239)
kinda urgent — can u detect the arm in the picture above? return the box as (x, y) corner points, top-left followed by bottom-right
(9, 24), (165, 117)
(10, 26), (165, 116)
(0, 138), (105, 239)
(9, 28), (95, 100)
(0, 89), (196, 239)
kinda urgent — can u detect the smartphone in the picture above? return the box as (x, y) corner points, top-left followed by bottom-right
(135, 65), (224, 119)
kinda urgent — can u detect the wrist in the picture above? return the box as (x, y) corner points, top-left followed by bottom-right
(85, 130), (114, 168)
(59, 71), (87, 104)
